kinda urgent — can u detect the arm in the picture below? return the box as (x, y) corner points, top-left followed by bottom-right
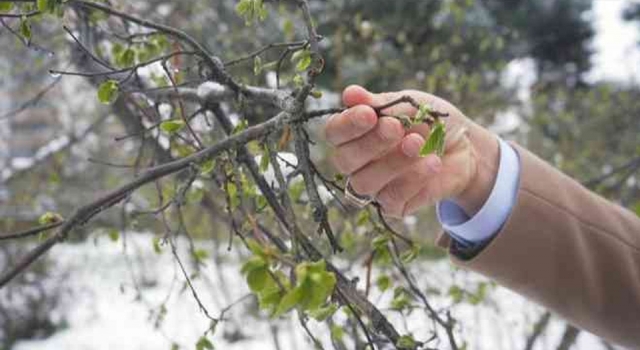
(324, 85), (640, 348)
(437, 142), (640, 348)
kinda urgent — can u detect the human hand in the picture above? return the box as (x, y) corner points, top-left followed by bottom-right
(324, 85), (500, 218)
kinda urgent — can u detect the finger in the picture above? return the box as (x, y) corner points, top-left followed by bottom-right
(343, 85), (418, 116)
(331, 117), (404, 174)
(402, 184), (439, 217)
(324, 105), (377, 146)
(348, 133), (426, 196)
(375, 155), (442, 217)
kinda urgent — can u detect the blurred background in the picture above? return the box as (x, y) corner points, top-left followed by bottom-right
(1, 0), (639, 349)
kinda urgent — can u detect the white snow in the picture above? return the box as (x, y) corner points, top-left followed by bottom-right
(11, 233), (617, 350)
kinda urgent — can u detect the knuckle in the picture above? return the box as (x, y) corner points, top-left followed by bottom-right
(330, 152), (350, 174)
(375, 118), (403, 144)
(378, 182), (405, 208)
(349, 174), (375, 196)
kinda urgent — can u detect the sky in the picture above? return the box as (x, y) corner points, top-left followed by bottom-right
(589, 0), (640, 82)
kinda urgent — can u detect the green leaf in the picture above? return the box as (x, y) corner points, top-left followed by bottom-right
(97, 80), (119, 104)
(152, 237), (163, 254)
(396, 335), (417, 349)
(274, 285), (303, 317)
(259, 151), (270, 172)
(37, 0), (48, 12)
(108, 229), (120, 242)
(0, 2), (14, 12)
(371, 235), (390, 250)
(376, 275), (391, 292)
(634, 202), (640, 217)
(160, 119), (185, 134)
(419, 120), (446, 157)
(195, 336), (214, 350)
(292, 74), (304, 87)
(232, 119), (248, 134)
(293, 50), (312, 72)
(246, 239), (265, 257)
(38, 212), (63, 225)
(253, 55), (263, 75)
(20, 17), (32, 42)
(308, 303), (338, 321)
(117, 48), (136, 67)
(400, 245), (420, 264)
(282, 18), (294, 40)
(247, 266), (269, 292)
(235, 0), (268, 25)
(200, 159), (216, 175)
(391, 287), (411, 310)
(330, 325), (345, 341)
(415, 103), (434, 123)
(448, 285), (464, 303)
(356, 210), (370, 226)
(193, 249), (209, 263)
(240, 256), (267, 275)
(309, 90), (323, 99)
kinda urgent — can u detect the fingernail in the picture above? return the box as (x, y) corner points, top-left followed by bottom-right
(425, 155), (442, 173)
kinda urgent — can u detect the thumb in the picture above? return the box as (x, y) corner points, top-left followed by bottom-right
(343, 85), (418, 116)
(342, 85), (376, 107)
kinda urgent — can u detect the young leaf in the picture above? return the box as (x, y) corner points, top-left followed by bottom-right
(97, 80), (119, 105)
(193, 249), (209, 263)
(200, 159), (216, 175)
(376, 275), (391, 292)
(274, 286), (303, 317)
(240, 256), (267, 275)
(247, 266), (269, 292)
(292, 50), (312, 72)
(308, 303), (338, 321)
(0, 2), (14, 12)
(38, 212), (63, 225)
(20, 17), (32, 42)
(371, 235), (390, 250)
(396, 335), (417, 349)
(160, 119), (185, 134)
(253, 55), (263, 75)
(419, 120), (446, 157)
(108, 229), (120, 242)
(152, 237), (163, 254)
(195, 336), (214, 350)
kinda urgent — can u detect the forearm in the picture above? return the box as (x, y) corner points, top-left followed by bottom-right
(439, 143), (640, 348)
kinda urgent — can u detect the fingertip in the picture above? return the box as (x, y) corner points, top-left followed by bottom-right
(424, 154), (442, 173)
(353, 105), (377, 129)
(401, 133), (425, 157)
(343, 85), (373, 107)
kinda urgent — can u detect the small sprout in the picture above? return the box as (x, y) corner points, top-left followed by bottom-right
(376, 274), (391, 292)
(97, 80), (119, 104)
(107, 229), (120, 242)
(396, 335), (417, 349)
(253, 55), (263, 75)
(38, 212), (63, 225)
(195, 336), (214, 350)
(160, 119), (185, 134)
(419, 120), (446, 157)
(20, 16), (31, 42)
(292, 49), (312, 72)
(200, 159), (216, 175)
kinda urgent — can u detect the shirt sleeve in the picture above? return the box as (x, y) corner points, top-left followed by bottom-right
(436, 138), (520, 248)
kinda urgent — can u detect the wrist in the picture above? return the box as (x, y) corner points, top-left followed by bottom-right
(453, 124), (500, 216)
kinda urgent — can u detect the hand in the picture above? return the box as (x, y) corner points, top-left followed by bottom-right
(324, 85), (500, 218)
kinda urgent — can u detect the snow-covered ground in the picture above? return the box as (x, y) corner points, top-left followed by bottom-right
(11, 232), (617, 350)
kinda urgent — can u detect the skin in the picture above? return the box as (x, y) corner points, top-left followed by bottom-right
(324, 85), (501, 218)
